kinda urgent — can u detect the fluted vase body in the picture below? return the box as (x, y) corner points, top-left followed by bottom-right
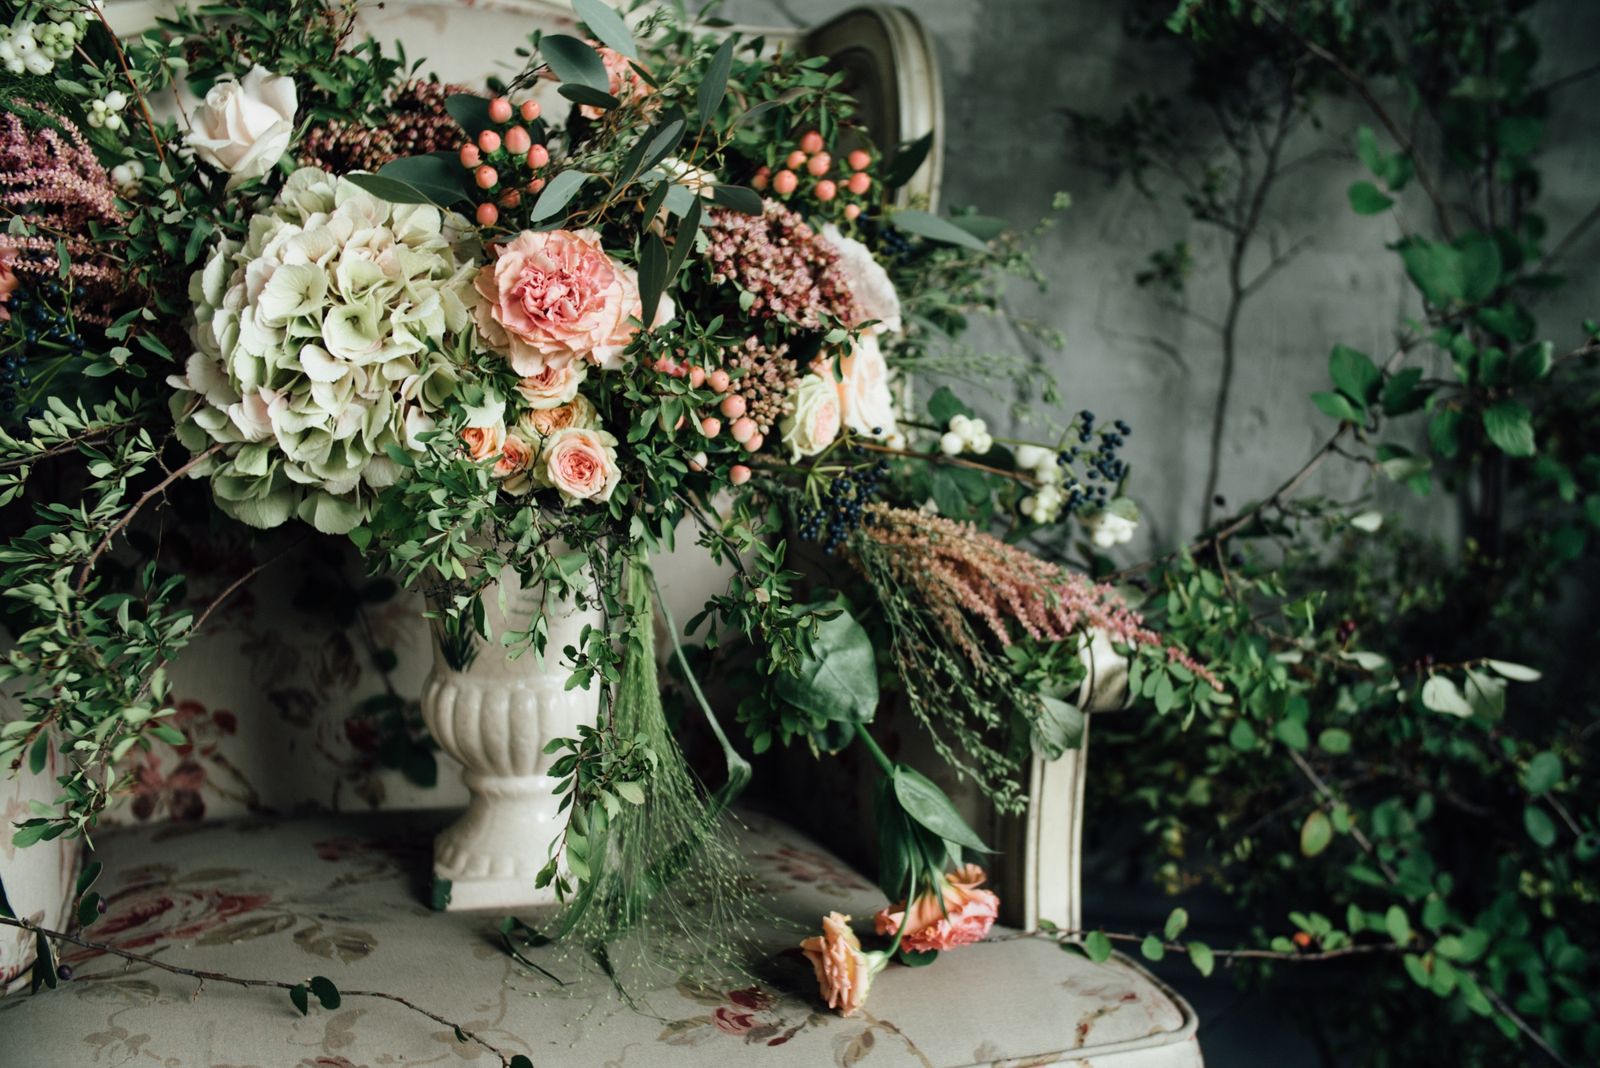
(421, 567), (601, 911)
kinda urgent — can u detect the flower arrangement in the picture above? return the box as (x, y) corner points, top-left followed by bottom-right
(0, 0), (1218, 1023)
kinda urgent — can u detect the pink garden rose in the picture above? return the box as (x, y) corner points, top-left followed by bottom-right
(800, 912), (883, 1017)
(874, 863), (999, 952)
(515, 361), (586, 409)
(473, 228), (643, 375)
(540, 426), (620, 504)
(0, 245), (18, 321)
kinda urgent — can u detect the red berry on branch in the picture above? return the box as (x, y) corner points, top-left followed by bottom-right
(814, 179), (837, 201)
(475, 165), (498, 189)
(773, 169), (798, 195)
(799, 130), (823, 154)
(520, 99), (541, 121)
(806, 152), (831, 177)
(847, 149), (871, 171)
(488, 97), (513, 123)
(475, 202), (499, 225)
(847, 171), (871, 195)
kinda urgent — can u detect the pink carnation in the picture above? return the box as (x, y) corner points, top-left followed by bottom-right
(800, 912), (878, 1017)
(473, 228), (643, 375)
(874, 863), (999, 952)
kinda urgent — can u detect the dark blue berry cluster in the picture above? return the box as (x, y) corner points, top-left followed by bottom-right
(797, 458), (891, 553)
(1046, 412), (1132, 514)
(2, 280), (85, 418)
(875, 226), (917, 266)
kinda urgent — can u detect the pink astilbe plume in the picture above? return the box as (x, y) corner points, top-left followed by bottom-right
(0, 108), (127, 322)
(859, 504), (1220, 688)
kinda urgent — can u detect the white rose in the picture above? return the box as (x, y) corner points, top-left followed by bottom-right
(186, 65), (297, 190)
(836, 333), (900, 441)
(822, 223), (902, 335)
(780, 372), (843, 460)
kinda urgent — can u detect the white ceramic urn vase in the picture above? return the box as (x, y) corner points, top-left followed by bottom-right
(421, 567), (602, 911)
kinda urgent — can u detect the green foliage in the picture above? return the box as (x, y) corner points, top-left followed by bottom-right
(1079, 1), (1600, 1064)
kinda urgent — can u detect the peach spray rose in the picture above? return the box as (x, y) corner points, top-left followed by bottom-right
(873, 863), (999, 952)
(799, 912), (890, 1017)
(539, 426), (621, 504)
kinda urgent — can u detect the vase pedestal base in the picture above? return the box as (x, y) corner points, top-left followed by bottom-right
(427, 779), (563, 912)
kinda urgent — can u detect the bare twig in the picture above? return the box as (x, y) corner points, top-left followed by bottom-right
(1287, 749), (1400, 884)
(1247, 0), (1456, 239)
(1011, 927), (1407, 964)
(75, 444), (222, 593)
(0, 914), (529, 1067)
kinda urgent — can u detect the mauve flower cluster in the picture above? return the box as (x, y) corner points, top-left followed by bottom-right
(861, 504), (1221, 686)
(705, 200), (860, 329)
(298, 81), (477, 175)
(722, 335), (800, 436)
(0, 109), (127, 322)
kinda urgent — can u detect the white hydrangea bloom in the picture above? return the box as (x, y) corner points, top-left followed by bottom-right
(169, 167), (478, 533)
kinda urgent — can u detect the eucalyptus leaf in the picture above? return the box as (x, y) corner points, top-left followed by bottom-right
(541, 34), (610, 91)
(697, 36), (736, 126)
(891, 209), (990, 253)
(891, 764), (991, 853)
(885, 131), (934, 190)
(528, 170), (591, 223)
(710, 184), (763, 214)
(571, 0), (636, 59)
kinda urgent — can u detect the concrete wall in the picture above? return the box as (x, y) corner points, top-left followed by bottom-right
(724, 0), (1600, 550)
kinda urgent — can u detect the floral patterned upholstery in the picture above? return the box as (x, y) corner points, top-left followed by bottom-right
(1, 809), (1200, 1066)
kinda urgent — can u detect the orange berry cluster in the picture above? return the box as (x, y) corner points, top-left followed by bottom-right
(457, 97), (551, 227)
(752, 129), (875, 221)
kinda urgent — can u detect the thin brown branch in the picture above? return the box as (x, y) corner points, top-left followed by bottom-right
(1287, 749), (1400, 885)
(1010, 927), (1407, 964)
(0, 914), (527, 1067)
(1247, 0), (1455, 240)
(90, 6), (166, 164)
(75, 444), (222, 593)
(851, 441), (1041, 486)
(0, 424), (135, 472)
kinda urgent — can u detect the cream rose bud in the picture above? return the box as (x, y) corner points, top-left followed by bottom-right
(186, 66), (297, 190)
(515, 362), (586, 409)
(781, 372), (843, 460)
(541, 427), (621, 504)
(835, 333), (900, 441)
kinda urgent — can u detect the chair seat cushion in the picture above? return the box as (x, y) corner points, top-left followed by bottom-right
(0, 810), (1200, 1067)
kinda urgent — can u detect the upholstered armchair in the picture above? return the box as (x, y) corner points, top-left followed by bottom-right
(0, 4), (1202, 1065)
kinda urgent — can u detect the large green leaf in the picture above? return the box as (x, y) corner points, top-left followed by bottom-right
(1031, 695), (1085, 759)
(528, 170), (591, 223)
(774, 606), (878, 723)
(343, 172), (440, 207)
(1329, 344), (1381, 405)
(1347, 180), (1394, 215)
(885, 131), (933, 190)
(571, 0), (636, 59)
(891, 764), (991, 853)
(697, 36), (736, 126)
(1483, 400), (1535, 457)
(374, 153), (471, 206)
(541, 34), (610, 92)
(891, 209), (990, 253)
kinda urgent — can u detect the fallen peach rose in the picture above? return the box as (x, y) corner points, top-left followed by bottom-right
(800, 911), (885, 1017)
(874, 863), (999, 952)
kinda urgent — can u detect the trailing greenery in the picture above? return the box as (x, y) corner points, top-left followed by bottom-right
(1066, 1), (1600, 1064)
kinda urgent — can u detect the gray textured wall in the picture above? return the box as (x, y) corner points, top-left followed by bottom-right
(724, 0), (1600, 550)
